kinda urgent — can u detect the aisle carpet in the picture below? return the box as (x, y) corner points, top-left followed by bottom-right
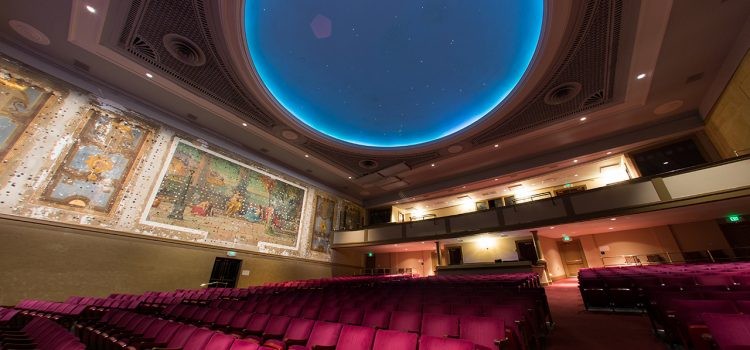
(543, 278), (666, 350)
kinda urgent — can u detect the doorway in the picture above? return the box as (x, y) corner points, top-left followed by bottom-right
(208, 257), (242, 288)
(515, 239), (539, 263)
(447, 246), (463, 265)
(557, 239), (588, 277)
(364, 253), (376, 270)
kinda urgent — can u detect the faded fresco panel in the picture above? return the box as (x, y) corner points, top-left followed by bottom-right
(40, 109), (152, 213)
(143, 139), (306, 249)
(0, 66), (54, 160)
(340, 201), (364, 231)
(310, 195), (335, 253)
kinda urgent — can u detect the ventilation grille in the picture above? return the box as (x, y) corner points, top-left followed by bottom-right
(472, 0), (623, 145)
(131, 36), (158, 62)
(118, 0), (274, 128)
(163, 34), (205, 66)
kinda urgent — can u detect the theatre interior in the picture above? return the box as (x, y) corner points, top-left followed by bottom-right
(0, 0), (749, 349)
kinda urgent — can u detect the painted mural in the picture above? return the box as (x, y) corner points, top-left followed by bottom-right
(340, 201), (364, 231)
(310, 195), (335, 253)
(0, 54), (348, 261)
(143, 139), (306, 249)
(41, 109), (152, 213)
(0, 66), (54, 160)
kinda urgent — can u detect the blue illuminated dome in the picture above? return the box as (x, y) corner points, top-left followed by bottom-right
(245, 1), (543, 148)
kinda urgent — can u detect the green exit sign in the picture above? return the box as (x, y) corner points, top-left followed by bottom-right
(727, 215), (742, 223)
(562, 234), (572, 242)
(367, 252), (374, 257)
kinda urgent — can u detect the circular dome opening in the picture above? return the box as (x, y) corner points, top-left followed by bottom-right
(245, 1), (543, 148)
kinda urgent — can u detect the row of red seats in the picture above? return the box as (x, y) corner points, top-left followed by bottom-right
(163, 301), (534, 350)
(578, 262), (750, 310)
(13, 300), (89, 322)
(79, 309), (499, 350)
(0, 316), (84, 350)
(578, 262), (750, 349)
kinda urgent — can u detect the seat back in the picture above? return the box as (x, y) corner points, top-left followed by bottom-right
(264, 315), (291, 337)
(372, 329), (417, 350)
(166, 324), (199, 348)
(245, 313), (271, 334)
(459, 316), (506, 350)
(418, 335), (474, 350)
(183, 328), (216, 350)
(421, 313), (459, 338)
(363, 309), (390, 329)
(305, 321), (343, 348)
(389, 311), (421, 333)
(283, 317), (316, 342)
(335, 324), (375, 350)
(229, 338), (261, 350)
(702, 313), (750, 350)
(206, 332), (237, 350)
(339, 307), (365, 325)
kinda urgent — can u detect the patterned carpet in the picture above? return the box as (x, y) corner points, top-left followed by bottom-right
(543, 278), (667, 350)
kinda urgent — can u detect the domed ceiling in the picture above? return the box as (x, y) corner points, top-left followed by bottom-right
(244, 1), (543, 147)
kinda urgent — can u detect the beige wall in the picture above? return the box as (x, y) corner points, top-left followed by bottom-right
(539, 236), (565, 279)
(541, 219), (732, 278)
(0, 217), (359, 306)
(456, 236), (529, 264)
(705, 49), (750, 158)
(670, 221), (733, 252)
(374, 250), (434, 276)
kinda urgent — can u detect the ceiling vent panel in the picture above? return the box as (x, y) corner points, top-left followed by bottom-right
(377, 162), (411, 177)
(381, 181), (410, 191)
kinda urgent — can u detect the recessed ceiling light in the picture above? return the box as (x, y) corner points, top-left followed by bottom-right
(85, 5), (96, 13)
(610, 218), (616, 221)
(431, 163), (435, 167)
(494, 178), (498, 181)
(608, 227), (614, 230)
(145, 72), (153, 78)
(636, 73), (647, 80)
(494, 144), (499, 148)
(241, 122), (247, 127)
(304, 154), (309, 158)
(462, 186), (466, 189)
(663, 161), (669, 165)
(421, 241), (425, 244)
(574, 174), (578, 177)
(347, 176), (352, 179)
(550, 226), (555, 229)
(606, 151), (612, 155)
(573, 159), (578, 163)
(579, 117), (587, 121)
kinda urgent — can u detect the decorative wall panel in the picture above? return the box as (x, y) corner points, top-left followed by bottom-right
(310, 195), (335, 253)
(0, 63), (58, 160)
(0, 55), (344, 261)
(142, 139), (306, 250)
(41, 109), (152, 213)
(339, 201), (364, 231)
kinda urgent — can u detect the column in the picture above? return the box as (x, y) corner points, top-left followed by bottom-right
(435, 241), (442, 267)
(531, 230), (545, 262)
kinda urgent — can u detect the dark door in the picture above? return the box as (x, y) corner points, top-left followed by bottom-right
(515, 239), (539, 263)
(558, 240), (587, 277)
(447, 246), (463, 265)
(208, 257), (241, 288)
(364, 253), (376, 269)
(719, 219), (750, 259)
